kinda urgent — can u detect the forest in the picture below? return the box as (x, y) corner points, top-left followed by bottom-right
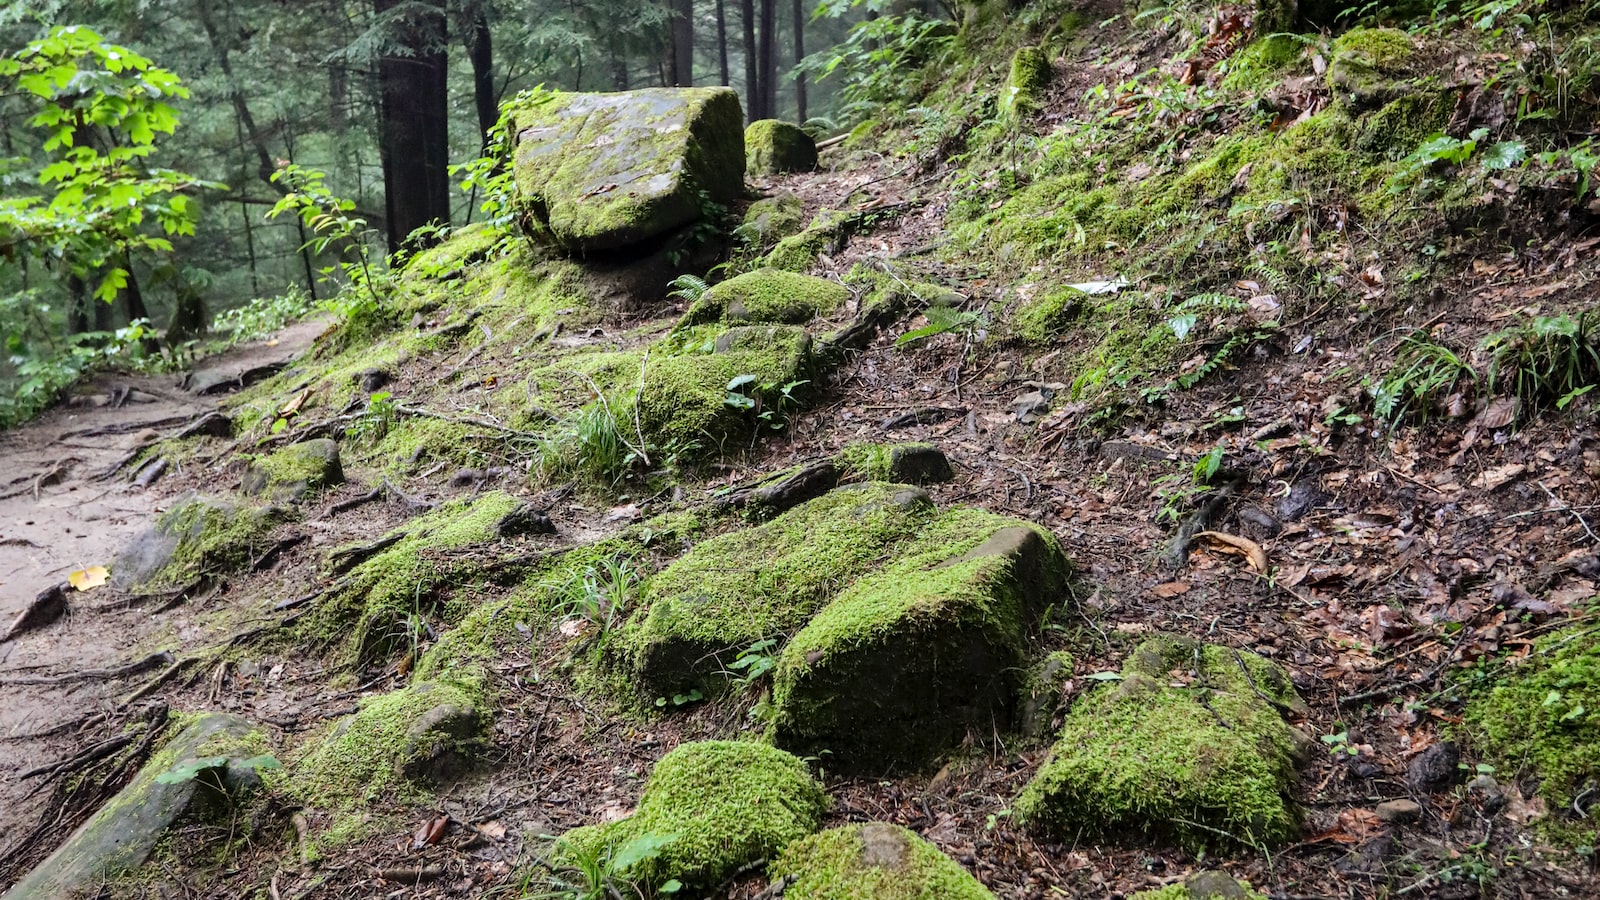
(0, 0), (916, 425)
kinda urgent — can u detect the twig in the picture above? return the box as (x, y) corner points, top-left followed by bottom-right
(1538, 479), (1600, 545)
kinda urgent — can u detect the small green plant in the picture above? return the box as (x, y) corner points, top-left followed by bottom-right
(213, 286), (319, 345)
(266, 162), (389, 316)
(724, 638), (779, 686)
(666, 274), (711, 305)
(1320, 730), (1362, 758)
(1481, 313), (1600, 412)
(549, 554), (640, 639)
(534, 831), (682, 900)
(654, 689), (705, 708)
(349, 390), (396, 447)
(723, 375), (809, 431)
(895, 305), (986, 347)
(1371, 332), (1476, 425)
(1154, 442), (1227, 524)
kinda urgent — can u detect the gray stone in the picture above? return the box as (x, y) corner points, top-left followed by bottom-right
(1374, 798), (1423, 824)
(886, 444), (953, 484)
(512, 88), (745, 252)
(1406, 741), (1461, 793)
(3, 714), (261, 900)
(1185, 870), (1256, 899)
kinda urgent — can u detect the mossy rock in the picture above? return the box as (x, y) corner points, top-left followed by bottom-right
(1131, 871), (1267, 900)
(740, 192), (807, 249)
(402, 222), (505, 279)
(771, 823), (993, 900)
(1002, 46), (1051, 117)
(763, 210), (849, 272)
(681, 268), (849, 327)
(6, 713), (263, 899)
(1326, 28), (1418, 109)
(837, 442), (953, 484)
(768, 510), (1070, 771)
(1462, 622), (1600, 846)
(111, 497), (277, 595)
(240, 438), (343, 503)
(626, 483), (938, 692)
(293, 679), (486, 806)
(555, 741), (827, 891)
(746, 119), (819, 175)
(1011, 286), (1084, 345)
(511, 87), (745, 252)
(1015, 636), (1306, 849)
(1019, 649), (1075, 739)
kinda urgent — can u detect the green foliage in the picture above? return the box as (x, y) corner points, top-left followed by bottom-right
(798, 10), (954, 122)
(1371, 333), (1476, 425)
(666, 274), (711, 305)
(212, 286), (319, 345)
(723, 374), (808, 431)
(895, 304), (984, 347)
(531, 831), (683, 900)
(156, 753), (280, 785)
(0, 316), (158, 428)
(0, 25), (215, 301)
(548, 553), (642, 639)
(1482, 313), (1600, 412)
(267, 163), (388, 315)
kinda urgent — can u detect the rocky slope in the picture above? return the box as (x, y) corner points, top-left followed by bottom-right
(5, 1), (1600, 898)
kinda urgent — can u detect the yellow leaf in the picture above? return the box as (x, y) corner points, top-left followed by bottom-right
(1193, 531), (1268, 573)
(69, 565), (109, 591)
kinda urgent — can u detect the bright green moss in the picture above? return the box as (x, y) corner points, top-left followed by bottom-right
(1011, 286), (1085, 344)
(291, 678), (485, 807)
(1002, 46), (1051, 116)
(746, 119), (820, 174)
(1218, 34), (1305, 93)
(127, 498), (278, 594)
(1327, 28), (1417, 104)
(832, 442), (948, 485)
(1358, 94), (1451, 155)
(401, 222), (506, 280)
(740, 192), (808, 250)
(624, 483), (938, 691)
(1462, 623), (1600, 847)
(242, 438), (342, 501)
(681, 268), (850, 327)
(772, 823), (994, 900)
(555, 741), (827, 891)
(1014, 635), (1304, 850)
(768, 509), (1068, 769)
(764, 210), (848, 272)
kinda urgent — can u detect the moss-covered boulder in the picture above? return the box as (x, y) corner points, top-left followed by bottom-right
(768, 510), (1069, 771)
(740, 191), (807, 249)
(5, 713), (263, 899)
(746, 119), (819, 174)
(1011, 286), (1084, 344)
(111, 496), (277, 595)
(241, 438), (343, 503)
(512, 87), (745, 252)
(1015, 636), (1306, 849)
(294, 679), (486, 805)
(1131, 871), (1267, 900)
(838, 442), (953, 484)
(771, 823), (993, 900)
(555, 741), (827, 892)
(1463, 622), (1600, 845)
(1326, 28), (1417, 109)
(627, 483), (938, 691)
(682, 268), (849, 327)
(763, 209), (849, 272)
(1002, 46), (1051, 117)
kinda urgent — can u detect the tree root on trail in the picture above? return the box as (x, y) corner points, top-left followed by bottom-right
(0, 650), (174, 686)
(1158, 486), (1233, 573)
(1, 583), (69, 644)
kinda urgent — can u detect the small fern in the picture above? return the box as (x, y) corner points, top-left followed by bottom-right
(667, 274), (711, 304)
(895, 305), (985, 347)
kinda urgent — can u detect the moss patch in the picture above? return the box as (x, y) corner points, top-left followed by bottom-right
(625, 483), (938, 691)
(682, 268), (850, 327)
(1011, 286), (1084, 345)
(1002, 46), (1051, 117)
(555, 741), (827, 891)
(292, 678), (486, 807)
(740, 192), (808, 250)
(114, 497), (278, 595)
(1015, 635), (1305, 849)
(772, 823), (993, 900)
(768, 509), (1069, 770)
(1462, 622), (1600, 846)
(240, 438), (343, 502)
(1327, 28), (1418, 107)
(747, 119), (820, 174)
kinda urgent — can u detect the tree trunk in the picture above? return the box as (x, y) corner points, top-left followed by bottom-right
(118, 252), (149, 325)
(195, 0), (281, 189)
(670, 0), (694, 86)
(374, 0), (451, 253)
(758, 0), (777, 120)
(715, 0), (730, 86)
(741, 0), (759, 119)
(792, 0), (806, 121)
(69, 273), (89, 334)
(464, 5), (496, 145)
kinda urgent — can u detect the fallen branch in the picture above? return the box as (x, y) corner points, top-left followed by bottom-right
(0, 650), (173, 686)
(1, 583), (69, 644)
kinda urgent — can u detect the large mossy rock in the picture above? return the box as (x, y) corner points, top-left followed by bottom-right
(556, 741), (827, 892)
(1014, 635), (1307, 849)
(768, 510), (1068, 771)
(240, 438), (343, 503)
(739, 192), (807, 249)
(111, 496), (276, 595)
(627, 483), (938, 691)
(5, 713), (262, 900)
(293, 679), (486, 806)
(512, 87), (745, 252)
(771, 823), (993, 900)
(1325, 27), (1418, 109)
(746, 119), (819, 175)
(681, 268), (849, 327)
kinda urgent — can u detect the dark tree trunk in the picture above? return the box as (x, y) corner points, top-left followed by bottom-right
(670, 0), (694, 86)
(758, 0), (777, 119)
(610, 47), (630, 90)
(465, 5), (496, 145)
(792, 0), (806, 121)
(375, 0), (451, 253)
(196, 0), (281, 189)
(69, 274), (89, 334)
(119, 252), (149, 325)
(715, 0), (730, 86)
(741, 0), (759, 119)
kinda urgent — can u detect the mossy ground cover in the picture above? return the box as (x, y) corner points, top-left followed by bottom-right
(1015, 636), (1305, 850)
(771, 823), (994, 900)
(120, 498), (279, 594)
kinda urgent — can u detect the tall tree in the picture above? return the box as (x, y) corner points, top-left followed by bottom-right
(462, 2), (497, 146)
(669, 0), (693, 86)
(715, 0), (730, 86)
(373, 0), (452, 251)
(758, 0), (777, 119)
(741, 0), (759, 119)
(792, 0), (806, 121)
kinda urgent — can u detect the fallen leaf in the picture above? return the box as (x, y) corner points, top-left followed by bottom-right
(68, 566), (109, 591)
(1150, 581), (1191, 598)
(278, 388), (312, 418)
(1193, 531), (1268, 573)
(475, 820), (508, 840)
(412, 815), (448, 849)
(1473, 463), (1525, 491)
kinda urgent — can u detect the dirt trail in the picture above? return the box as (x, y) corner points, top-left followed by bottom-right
(0, 318), (325, 856)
